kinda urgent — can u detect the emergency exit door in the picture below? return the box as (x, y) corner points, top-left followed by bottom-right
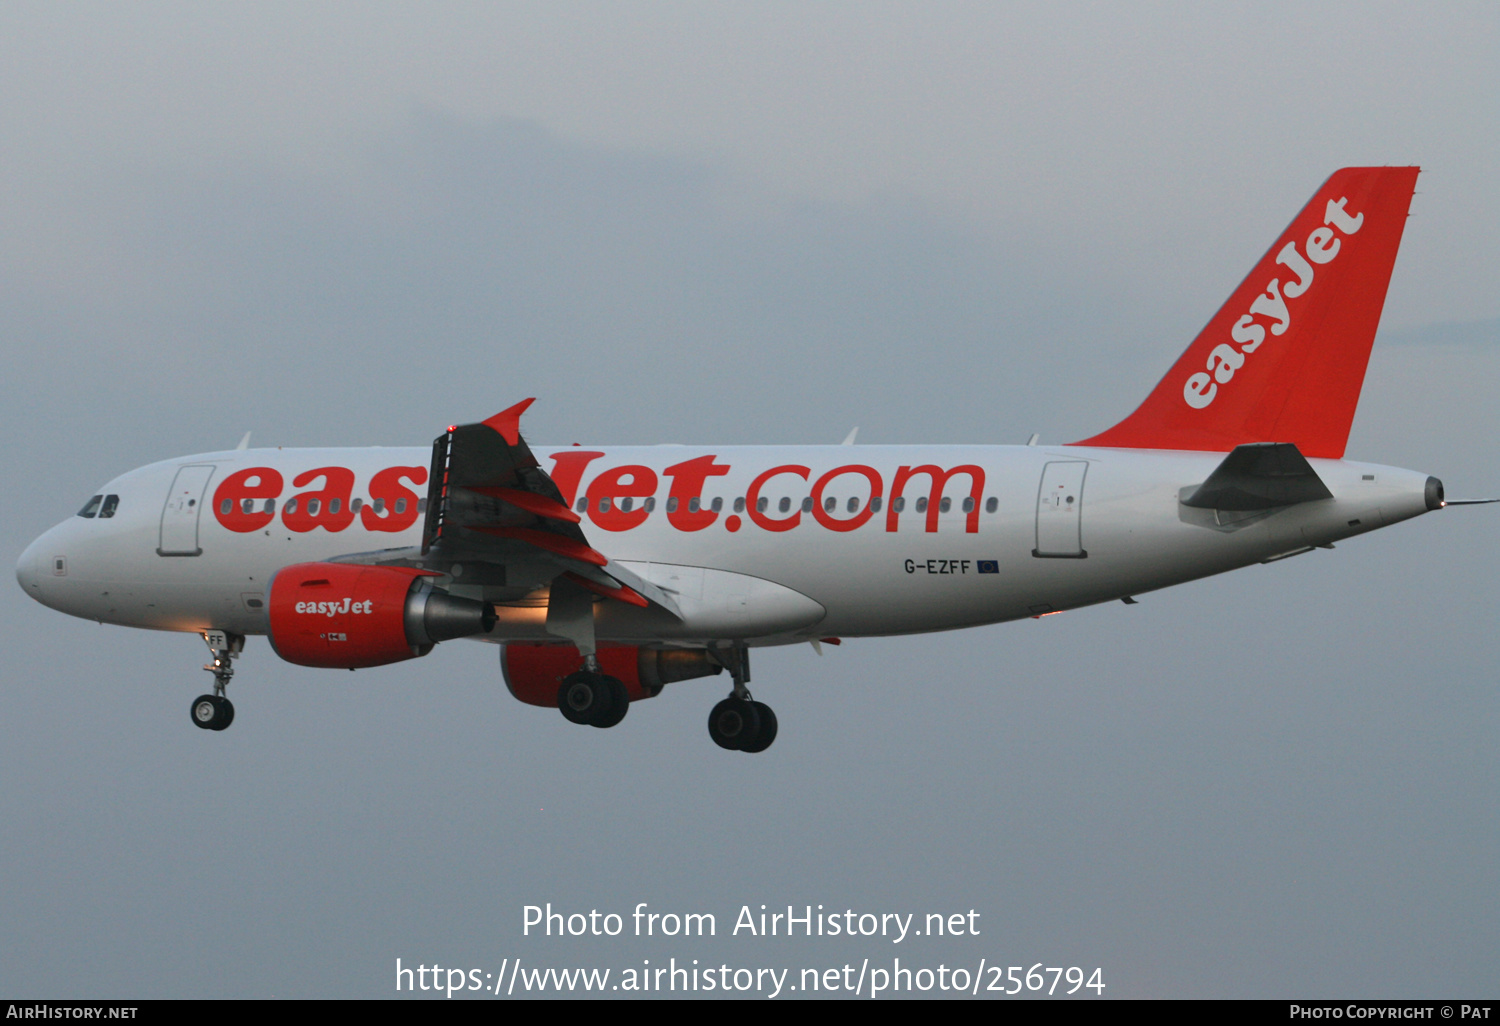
(158, 464), (216, 556)
(1033, 460), (1088, 558)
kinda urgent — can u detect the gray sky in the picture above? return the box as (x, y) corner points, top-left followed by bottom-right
(1, 2), (1495, 998)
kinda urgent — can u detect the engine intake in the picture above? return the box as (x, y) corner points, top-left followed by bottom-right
(269, 562), (494, 669)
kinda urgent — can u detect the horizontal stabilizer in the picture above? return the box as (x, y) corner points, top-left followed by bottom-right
(1182, 442), (1332, 510)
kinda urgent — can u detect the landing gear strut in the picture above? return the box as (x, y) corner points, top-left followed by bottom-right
(707, 644), (777, 753)
(191, 630), (242, 731)
(548, 578), (629, 729)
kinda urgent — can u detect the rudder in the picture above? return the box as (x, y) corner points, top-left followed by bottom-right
(1076, 166), (1420, 458)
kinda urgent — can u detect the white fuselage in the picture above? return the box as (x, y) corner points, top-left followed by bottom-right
(16, 444), (1433, 647)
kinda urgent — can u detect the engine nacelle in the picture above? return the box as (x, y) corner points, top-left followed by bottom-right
(268, 562), (495, 669)
(500, 643), (723, 707)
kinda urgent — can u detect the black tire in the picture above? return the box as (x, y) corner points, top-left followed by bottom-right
(190, 694), (222, 731)
(591, 675), (629, 729)
(558, 672), (608, 726)
(707, 697), (761, 751)
(214, 698), (235, 731)
(740, 701), (777, 753)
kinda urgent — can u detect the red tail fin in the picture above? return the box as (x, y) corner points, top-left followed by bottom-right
(1075, 167), (1419, 458)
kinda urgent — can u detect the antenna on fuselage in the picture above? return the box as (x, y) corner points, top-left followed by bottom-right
(235, 432), (252, 451)
(841, 427), (858, 446)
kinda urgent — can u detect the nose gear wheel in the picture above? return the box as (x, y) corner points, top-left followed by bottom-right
(190, 694), (234, 731)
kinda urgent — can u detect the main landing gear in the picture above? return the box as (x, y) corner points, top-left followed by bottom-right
(556, 657), (629, 729)
(191, 630), (242, 732)
(707, 645), (777, 754)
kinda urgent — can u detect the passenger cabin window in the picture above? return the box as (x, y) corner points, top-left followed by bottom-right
(961, 497), (973, 513)
(373, 497), (386, 514)
(871, 497), (883, 513)
(575, 497), (587, 513)
(710, 497), (722, 513)
(620, 497), (633, 512)
(99, 495), (119, 518)
(77, 495), (103, 518)
(284, 498), (298, 514)
(667, 497), (680, 513)
(846, 497), (859, 513)
(757, 497), (768, 513)
(417, 498), (428, 513)
(915, 497), (928, 513)
(394, 498), (407, 515)
(644, 497), (656, 513)
(733, 497), (745, 514)
(801, 497), (813, 513)
(939, 497), (952, 513)
(307, 498), (321, 516)
(892, 497), (905, 513)
(778, 497), (790, 514)
(985, 497), (998, 513)
(688, 497), (700, 513)
(825, 497), (837, 512)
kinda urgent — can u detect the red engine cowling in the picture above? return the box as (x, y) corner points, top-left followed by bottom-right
(500, 643), (724, 707)
(268, 562), (494, 669)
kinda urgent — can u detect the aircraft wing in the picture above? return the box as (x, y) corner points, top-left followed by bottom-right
(337, 400), (680, 619)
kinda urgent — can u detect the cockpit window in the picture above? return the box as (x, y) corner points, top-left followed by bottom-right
(99, 494), (120, 518)
(77, 495), (103, 518)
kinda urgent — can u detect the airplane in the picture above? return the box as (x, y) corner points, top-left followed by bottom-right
(16, 166), (1489, 753)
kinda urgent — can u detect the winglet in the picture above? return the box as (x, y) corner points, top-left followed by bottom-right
(482, 398), (537, 445)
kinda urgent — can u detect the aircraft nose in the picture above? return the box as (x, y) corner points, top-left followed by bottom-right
(16, 534), (45, 597)
(16, 528), (64, 607)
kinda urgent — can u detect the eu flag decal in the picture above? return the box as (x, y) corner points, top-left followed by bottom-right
(977, 560), (999, 574)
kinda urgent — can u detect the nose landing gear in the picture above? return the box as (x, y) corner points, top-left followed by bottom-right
(190, 693), (234, 731)
(191, 630), (242, 732)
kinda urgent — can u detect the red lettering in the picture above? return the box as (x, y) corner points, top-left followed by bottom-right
(282, 467), (357, 534)
(212, 467), (283, 533)
(663, 455), (731, 532)
(745, 465), (810, 532)
(887, 465), (985, 533)
(547, 450), (606, 506)
(585, 465), (658, 532)
(810, 465), (882, 532)
(361, 466), (428, 533)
